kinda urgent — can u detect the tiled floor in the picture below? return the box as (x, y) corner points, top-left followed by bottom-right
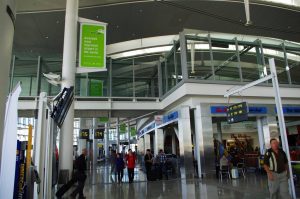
(59, 163), (298, 199)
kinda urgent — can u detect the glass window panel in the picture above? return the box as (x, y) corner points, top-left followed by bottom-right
(112, 59), (133, 97)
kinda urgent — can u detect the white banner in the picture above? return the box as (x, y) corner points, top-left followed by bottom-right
(0, 83), (21, 198)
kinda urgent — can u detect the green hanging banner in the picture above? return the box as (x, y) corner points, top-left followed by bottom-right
(78, 18), (107, 73)
(130, 127), (136, 137)
(119, 123), (126, 134)
(90, 79), (103, 96)
(98, 117), (109, 123)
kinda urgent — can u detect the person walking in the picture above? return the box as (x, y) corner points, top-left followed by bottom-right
(126, 149), (136, 183)
(144, 149), (153, 181)
(110, 150), (117, 175)
(263, 138), (291, 199)
(71, 148), (87, 199)
(116, 153), (125, 184)
(156, 149), (168, 180)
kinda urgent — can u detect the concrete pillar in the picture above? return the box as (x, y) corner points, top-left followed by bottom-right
(127, 121), (130, 149)
(137, 137), (144, 155)
(59, 0), (78, 178)
(116, 118), (120, 153)
(104, 123), (109, 157)
(154, 128), (164, 156)
(144, 134), (151, 153)
(0, 0), (16, 165)
(259, 116), (279, 151)
(194, 104), (214, 178)
(177, 106), (194, 179)
(257, 117), (265, 155)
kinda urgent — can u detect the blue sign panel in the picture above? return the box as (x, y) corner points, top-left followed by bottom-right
(163, 111), (179, 123)
(211, 106), (267, 114)
(277, 107), (300, 114)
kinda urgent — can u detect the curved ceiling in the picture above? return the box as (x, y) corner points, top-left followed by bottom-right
(13, 0), (300, 58)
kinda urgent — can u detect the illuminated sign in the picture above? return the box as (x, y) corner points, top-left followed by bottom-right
(227, 102), (249, 124)
(211, 106), (267, 114)
(79, 129), (90, 139)
(94, 129), (104, 139)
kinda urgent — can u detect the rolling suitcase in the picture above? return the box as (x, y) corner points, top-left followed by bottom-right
(55, 178), (76, 198)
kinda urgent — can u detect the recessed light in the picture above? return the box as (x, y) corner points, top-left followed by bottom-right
(139, 9), (143, 13)
(56, 20), (60, 24)
(116, 25), (119, 29)
(45, 36), (49, 39)
(96, 16), (99, 19)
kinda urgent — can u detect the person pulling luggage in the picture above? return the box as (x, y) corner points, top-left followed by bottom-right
(156, 149), (168, 180)
(71, 148), (87, 199)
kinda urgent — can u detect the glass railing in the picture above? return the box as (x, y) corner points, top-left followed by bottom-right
(11, 30), (300, 99)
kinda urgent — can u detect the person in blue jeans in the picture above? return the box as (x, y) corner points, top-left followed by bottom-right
(116, 153), (125, 184)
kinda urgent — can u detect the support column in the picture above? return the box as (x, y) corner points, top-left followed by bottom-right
(144, 134), (151, 153)
(137, 137), (145, 155)
(104, 123), (109, 158)
(261, 116), (279, 150)
(92, 118), (97, 169)
(116, 118), (120, 153)
(194, 104), (214, 178)
(78, 119), (87, 157)
(127, 121), (130, 149)
(257, 117), (266, 155)
(0, 0), (16, 165)
(177, 106), (194, 179)
(59, 0), (78, 179)
(154, 128), (164, 156)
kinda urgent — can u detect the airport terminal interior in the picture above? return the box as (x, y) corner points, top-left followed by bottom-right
(0, 0), (300, 198)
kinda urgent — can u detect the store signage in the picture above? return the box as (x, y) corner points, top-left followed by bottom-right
(227, 102), (249, 124)
(78, 20), (107, 73)
(79, 129), (90, 139)
(277, 107), (300, 114)
(163, 111), (179, 124)
(211, 106), (267, 114)
(94, 129), (104, 139)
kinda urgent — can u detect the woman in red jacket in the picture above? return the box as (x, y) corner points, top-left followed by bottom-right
(126, 149), (136, 183)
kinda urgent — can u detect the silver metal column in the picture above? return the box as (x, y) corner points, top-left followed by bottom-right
(154, 128), (164, 156)
(144, 134), (151, 152)
(127, 121), (130, 149)
(104, 123), (109, 157)
(179, 32), (189, 81)
(116, 118), (120, 152)
(194, 104), (214, 178)
(33, 92), (48, 199)
(78, 119), (87, 155)
(92, 118), (97, 184)
(158, 61), (163, 98)
(177, 106), (194, 179)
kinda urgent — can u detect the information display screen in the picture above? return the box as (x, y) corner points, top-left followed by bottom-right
(227, 102), (249, 124)
(79, 129), (90, 139)
(94, 129), (104, 139)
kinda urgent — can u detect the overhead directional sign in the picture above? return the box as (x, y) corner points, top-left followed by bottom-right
(94, 129), (104, 139)
(227, 102), (249, 124)
(78, 18), (107, 73)
(79, 129), (90, 139)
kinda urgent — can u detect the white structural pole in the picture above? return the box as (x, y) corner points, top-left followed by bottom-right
(0, 0), (16, 166)
(269, 58), (296, 199)
(59, 0), (78, 179)
(116, 118), (120, 152)
(93, 118), (97, 169)
(104, 123), (109, 157)
(127, 121), (131, 149)
(33, 92), (47, 199)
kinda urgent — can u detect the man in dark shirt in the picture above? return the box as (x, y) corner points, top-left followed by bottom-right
(144, 149), (153, 180)
(263, 139), (290, 199)
(71, 148), (87, 199)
